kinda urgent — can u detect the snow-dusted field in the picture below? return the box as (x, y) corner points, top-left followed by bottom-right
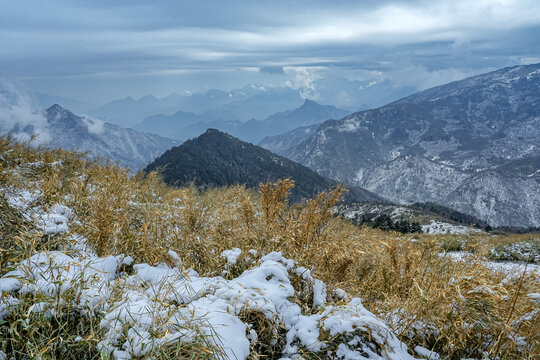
(0, 187), (421, 360)
(1, 172), (537, 360)
(441, 251), (540, 277)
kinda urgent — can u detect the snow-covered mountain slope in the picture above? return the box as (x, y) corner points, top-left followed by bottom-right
(356, 156), (471, 204)
(446, 170), (540, 228)
(3, 104), (177, 170)
(282, 63), (540, 227)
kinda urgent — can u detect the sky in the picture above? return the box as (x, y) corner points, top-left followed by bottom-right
(1, 0), (539, 106)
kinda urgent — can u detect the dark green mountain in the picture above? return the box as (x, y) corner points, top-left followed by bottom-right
(144, 129), (383, 202)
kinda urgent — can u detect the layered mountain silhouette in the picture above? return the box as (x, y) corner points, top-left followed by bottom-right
(88, 86), (305, 127)
(272, 64), (540, 227)
(135, 99), (349, 144)
(144, 129), (383, 202)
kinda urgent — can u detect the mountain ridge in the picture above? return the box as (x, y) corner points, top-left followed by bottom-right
(45, 105), (178, 170)
(136, 99), (349, 144)
(277, 63), (540, 227)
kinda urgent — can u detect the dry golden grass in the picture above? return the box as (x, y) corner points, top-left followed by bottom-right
(351, 235), (539, 358)
(1, 136), (539, 359)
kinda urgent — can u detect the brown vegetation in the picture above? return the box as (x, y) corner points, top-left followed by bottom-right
(1, 136), (538, 359)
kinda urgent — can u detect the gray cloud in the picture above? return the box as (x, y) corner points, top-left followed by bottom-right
(1, 0), (539, 104)
(0, 82), (51, 144)
(259, 66), (285, 75)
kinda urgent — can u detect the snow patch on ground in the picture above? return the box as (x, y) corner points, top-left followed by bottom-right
(422, 221), (484, 235)
(5, 188), (71, 235)
(442, 251), (540, 277)
(1, 247), (418, 359)
(337, 119), (361, 133)
(414, 345), (440, 360)
(221, 247), (242, 265)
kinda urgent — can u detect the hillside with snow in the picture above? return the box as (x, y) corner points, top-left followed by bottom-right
(278, 64), (540, 228)
(0, 102), (177, 170)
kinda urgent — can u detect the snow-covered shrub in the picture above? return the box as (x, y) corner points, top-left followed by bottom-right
(489, 239), (540, 264)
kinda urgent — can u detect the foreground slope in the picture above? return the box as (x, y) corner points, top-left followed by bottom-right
(285, 63), (540, 227)
(1, 137), (538, 359)
(0, 140), (417, 360)
(144, 129), (382, 202)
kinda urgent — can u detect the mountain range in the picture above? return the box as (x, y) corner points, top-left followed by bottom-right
(84, 80), (415, 128)
(271, 64), (540, 227)
(87, 85), (305, 127)
(136, 99), (349, 144)
(144, 129), (383, 203)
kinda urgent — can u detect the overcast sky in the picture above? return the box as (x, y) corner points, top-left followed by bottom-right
(1, 0), (539, 105)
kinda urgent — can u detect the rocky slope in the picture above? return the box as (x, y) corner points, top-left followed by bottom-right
(281, 64), (540, 227)
(144, 129), (383, 202)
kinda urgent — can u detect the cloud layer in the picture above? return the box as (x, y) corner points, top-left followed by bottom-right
(0, 0), (539, 104)
(0, 83), (51, 144)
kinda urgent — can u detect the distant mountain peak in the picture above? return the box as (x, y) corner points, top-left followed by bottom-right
(138, 94), (159, 103)
(46, 104), (73, 118)
(47, 103), (65, 112)
(301, 99), (319, 106)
